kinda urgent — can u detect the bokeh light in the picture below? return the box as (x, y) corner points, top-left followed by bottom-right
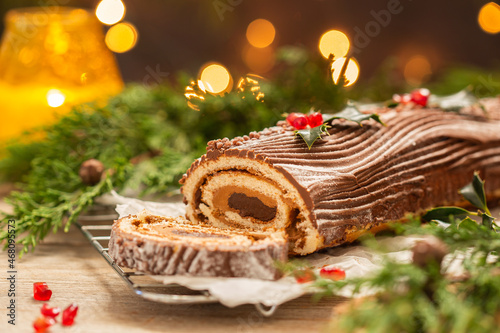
(46, 89), (65, 108)
(199, 63), (233, 94)
(105, 22), (138, 53)
(96, 0), (126, 25)
(246, 19), (276, 48)
(404, 55), (432, 86)
(242, 46), (275, 74)
(478, 2), (500, 34)
(331, 57), (359, 87)
(319, 30), (350, 59)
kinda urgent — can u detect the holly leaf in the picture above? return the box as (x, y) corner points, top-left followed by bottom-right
(324, 102), (385, 126)
(458, 217), (480, 231)
(428, 87), (482, 112)
(459, 172), (490, 215)
(294, 124), (329, 150)
(480, 212), (495, 230)
(422, 207), (473, 223)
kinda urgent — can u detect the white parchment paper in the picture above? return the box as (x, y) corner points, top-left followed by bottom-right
(110, 192), (453, 308)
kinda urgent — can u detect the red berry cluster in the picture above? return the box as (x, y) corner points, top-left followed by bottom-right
(33, 282), (78, 333)
(393, 88), (430, 107)
(294, 266), (346, 284)
(286, 112), (324, 130)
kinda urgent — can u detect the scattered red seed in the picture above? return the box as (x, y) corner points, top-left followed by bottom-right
(319, 266), (346, 281)
(410, 88), (430, 107)
(41, 304), (60, 318)
(307, 112), (324, 128)
(62, 303), (78, 326)
(33, 316), (55, 333)
(33, 283), (52, 301)
(294, 268), (316, 284)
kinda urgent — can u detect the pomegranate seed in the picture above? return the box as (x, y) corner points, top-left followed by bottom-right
(294, 268), (316, 284)
(319, 266), (346, 281)
(62, 303), (78, 326)
(410, 88), (430, 107)
(33, 283), (52, 301)
(33, 316), (55, 333)
(307, 112), (323, 128)
(41, 304), (60, 318)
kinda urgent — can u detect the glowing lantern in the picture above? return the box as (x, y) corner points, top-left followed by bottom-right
(0, 7), (123, 141)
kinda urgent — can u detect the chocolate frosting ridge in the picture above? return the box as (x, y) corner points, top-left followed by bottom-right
(181, 98), (500, 251)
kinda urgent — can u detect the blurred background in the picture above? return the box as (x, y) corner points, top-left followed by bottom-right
(1, 0), (500, 142)
(1, 0), (499, 83)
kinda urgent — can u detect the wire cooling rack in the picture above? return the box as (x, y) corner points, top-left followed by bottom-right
(75, 209), (279, 317)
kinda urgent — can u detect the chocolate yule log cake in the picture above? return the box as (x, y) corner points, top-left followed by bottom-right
(108, 210), (287, 280)
(180, 99), (500, 255)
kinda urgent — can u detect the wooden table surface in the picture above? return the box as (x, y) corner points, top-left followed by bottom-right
(0, 196), (345, 333)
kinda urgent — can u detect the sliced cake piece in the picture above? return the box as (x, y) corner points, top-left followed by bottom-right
(180, 99), (500, 255)
(108, 210), (288, 280)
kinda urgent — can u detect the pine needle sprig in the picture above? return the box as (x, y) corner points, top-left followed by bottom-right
(1, 174), (115, 256)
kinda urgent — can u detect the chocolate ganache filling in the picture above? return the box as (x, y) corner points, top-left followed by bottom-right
(228, 192), (277, 221)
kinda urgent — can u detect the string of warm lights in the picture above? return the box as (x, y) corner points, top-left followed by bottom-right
(93, 2), (500, 109)
(185, 26), (363, 110)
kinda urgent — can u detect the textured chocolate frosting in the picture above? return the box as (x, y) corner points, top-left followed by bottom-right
(108, 211), (287, 280)
(180, 98), (500, 255)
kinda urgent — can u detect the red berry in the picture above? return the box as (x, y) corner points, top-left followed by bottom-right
(319, 266), (346, 281)
(307, 112), (323, 128)
(410, 88), (430, 107)
(286, 112), (302, 126)
(287, 112), (309, 130)
(33, 283), (52, 301)
(393, 93), (411, 104)
(33, 316), (55, 333)
(62, 303), (78, 326)
(294, 268), (316, 284)
(41, 304), (60, 318)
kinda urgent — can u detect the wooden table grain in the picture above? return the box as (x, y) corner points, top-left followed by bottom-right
(0, 197), (344, 333)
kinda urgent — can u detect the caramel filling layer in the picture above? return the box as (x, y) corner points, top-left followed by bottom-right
(135, 221), (231, 239)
